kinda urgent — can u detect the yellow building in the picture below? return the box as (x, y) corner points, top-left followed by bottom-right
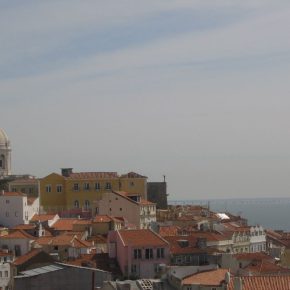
(39, 168), (147, 213)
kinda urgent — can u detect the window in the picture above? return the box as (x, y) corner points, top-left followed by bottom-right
(12, 187), (17, 192)
(4, 271), (8, 277)
(74, 200), (79, 208)
(0, 271), (2, 277)
(5, 200), (9, 204)
(134, 249), (142, 259)
(21, 188), (26, 193)
(145, 248), (153, 259)
(56, 185), (62, 193)
(120, 208), (122, 211)
(84, 183), (90, 191)
(73, 183), (79, 191)
(5, 212), (9, 217)
(84, 200), (90, 210)
(29, 188), (33, 194)
(131, 264), (137, 273)
(130, 181), (134, 187)
(54, 246), (58, 251)
(95, 183), (100, 190)
(15, 211), (18, 217)
(105, 182), (111, 190)
(46, 185), (51, 193)
(109, 208), (112, 211)
(157, 248), (164, 258)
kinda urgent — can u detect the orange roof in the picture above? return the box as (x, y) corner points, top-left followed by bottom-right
(94, 215), (112, 223)
(118, 229), (168, 247)
(0, 191), (26, 197)
(31, 214), (58, 222)
(8, 178), (38, 184)
(120, 172), (147, 178)
(52, 218), (90, 231)
(13, 249), (42, 266)
(228, 275), (290, 290)
(12, 224), (36, 230)
(1, 230), (34, 240)
(159, 225), (180, 237)
(182, 269), (228, 286)
(244, 260), (290, 274)
(35, 234), (92, 248)
(67, 172), (118, 179)
(233, 252), (273, 261)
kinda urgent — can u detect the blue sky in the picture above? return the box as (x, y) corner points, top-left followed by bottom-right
(1, 1), (290, 199)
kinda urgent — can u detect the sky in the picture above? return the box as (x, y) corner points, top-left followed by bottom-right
(1, 1), (290, 200)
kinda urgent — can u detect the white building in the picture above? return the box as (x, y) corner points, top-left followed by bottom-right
(249, 225), (266, 252)
(0, 230), (35, 256)
(0, 191), (39, 228)
(0, 250), (14, 290)
(0, 128), (11, 177)
(97, 191), (156, 229)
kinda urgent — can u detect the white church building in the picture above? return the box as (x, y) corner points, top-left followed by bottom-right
(0, 128), (11, 178)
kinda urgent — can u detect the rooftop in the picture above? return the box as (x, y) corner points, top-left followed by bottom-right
(118, 229), (168, 247)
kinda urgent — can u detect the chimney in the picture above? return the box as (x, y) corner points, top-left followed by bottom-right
(234, 277), (243, 290)
(61, 168), (73, 177)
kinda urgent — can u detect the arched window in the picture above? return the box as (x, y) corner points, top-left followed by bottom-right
(84, 200), (90, 210)
(74, 200), (79, 209)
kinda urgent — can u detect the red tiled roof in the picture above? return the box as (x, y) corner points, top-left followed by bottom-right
(0, 191), (26, 197)
(12, 224), (36, 230)
(52, 218), (90, 231)
(182, 269), (228, 286)
(233, 252), (273, 261)
(118, 229), (168, 247)
(13, 249), (42, 266)
(67, 172), (118, 179)
(244, 260), (290, 274)
(8, 178), (38, 184)
(94, 215), (112, 223)
(1, 230), (34, 240)
(120, 172), (147, 178)
(228, 275), (290, 290)
(159, 226), (180, 237)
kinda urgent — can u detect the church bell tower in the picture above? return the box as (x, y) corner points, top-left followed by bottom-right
(0, 128), (11, 177)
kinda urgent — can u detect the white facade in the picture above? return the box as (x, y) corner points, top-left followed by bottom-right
(0, 191), (39, 228)
(0, 128), (11, 177)
(249, 225), (266, 252)
(0, 251), (13, 289)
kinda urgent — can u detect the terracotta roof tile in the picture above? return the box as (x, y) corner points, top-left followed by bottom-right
(182, 269), (228, 286)
(0, 191), (26, 197)
(13, 249), (42, 266)
(120, 172), (147, 178)
(67, 172), (118, 179)
(228, 275), (290, 290)
(94, 215), (112, 223)
(52, 218), (90, 231)
(12, 224), (36, 230)
(159, 226), (180, 237)
(1, 230), (34, 240)
(118, 229), (168, 247)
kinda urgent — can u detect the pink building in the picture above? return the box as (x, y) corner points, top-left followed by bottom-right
(108, 229), (170, 278)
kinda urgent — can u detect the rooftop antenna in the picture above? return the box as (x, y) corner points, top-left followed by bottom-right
(163, 175), (166, 183)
